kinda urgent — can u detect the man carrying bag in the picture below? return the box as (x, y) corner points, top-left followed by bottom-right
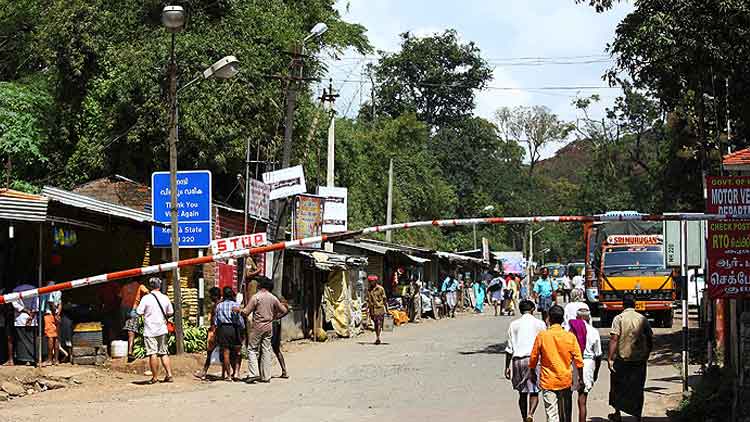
(136, 277), (175, 384)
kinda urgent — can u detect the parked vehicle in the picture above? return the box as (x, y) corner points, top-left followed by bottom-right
(584, 212), (676, 328)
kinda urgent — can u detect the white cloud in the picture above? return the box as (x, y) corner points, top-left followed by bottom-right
(475, 68), (532, 120)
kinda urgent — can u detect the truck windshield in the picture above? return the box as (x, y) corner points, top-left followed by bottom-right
(602, 246), (667, 275)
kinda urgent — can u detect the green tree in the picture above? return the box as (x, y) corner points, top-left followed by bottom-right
(495, 105), (573, 177)
(370, 30), (493, 129)
(0, 0), (369, 204)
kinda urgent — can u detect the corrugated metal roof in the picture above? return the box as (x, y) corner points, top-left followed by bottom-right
(435, 251), (484, 264)
(42, 186), (157, 225)
(297, 250), (368, 271)
(0, 189), (48, 222)
(405, 254), (430, 264)
(336, 240), (395, 255)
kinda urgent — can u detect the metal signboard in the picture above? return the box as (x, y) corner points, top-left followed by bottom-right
(262, 165), (307, 200)
(706, 176), (750, 299)
(152, 170), (212, 248)
(292, 194), (324, 249)
(318, 186), (348, 233)
(664, 219), (705, 268)
(248, 179), (270, 221)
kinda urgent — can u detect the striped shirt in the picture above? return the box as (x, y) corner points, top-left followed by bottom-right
(214, 300), (245, 329)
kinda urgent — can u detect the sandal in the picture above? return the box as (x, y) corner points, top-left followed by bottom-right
(162, 376), (174, 383)
(608, 413), (622, 422)
(279, 373), (289, 379)
(146, 378), (158, 385)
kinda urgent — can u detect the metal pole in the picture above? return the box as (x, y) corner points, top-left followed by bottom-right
(197, 249), (205, 327)
(680, 220), (689, 395)
(244, 138), (251, 235)
(168, 32), (185, 355)
(385, 159), (393, 243)
(528, 227), (534, 277)
(326, 80), (336, 188)
(37, 223), (43, 366)
(473, 225), (477, 250)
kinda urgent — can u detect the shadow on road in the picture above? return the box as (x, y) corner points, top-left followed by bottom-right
(356, 342), (391, 346)
(458, 343), (507, 355)
(590, 418), (670, 422)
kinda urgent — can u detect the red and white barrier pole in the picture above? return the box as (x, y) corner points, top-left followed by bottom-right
(0, 212), (741, 304)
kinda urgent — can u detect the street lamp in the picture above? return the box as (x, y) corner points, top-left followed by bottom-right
(305, 22), (329, 42)
(528, 226), (545, 277)
(162, 4), (238, 354)
(474, 205), (496, 249)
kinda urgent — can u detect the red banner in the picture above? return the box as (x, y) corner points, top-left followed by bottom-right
(706, 176), (750, 299)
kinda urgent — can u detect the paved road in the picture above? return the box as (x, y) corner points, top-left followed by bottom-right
(1, 312), (681, 422)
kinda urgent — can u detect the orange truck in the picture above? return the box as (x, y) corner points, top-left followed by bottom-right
(584, 217), (675, 327)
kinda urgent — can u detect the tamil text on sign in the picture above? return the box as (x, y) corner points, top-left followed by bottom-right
(706, 176), (750, 298)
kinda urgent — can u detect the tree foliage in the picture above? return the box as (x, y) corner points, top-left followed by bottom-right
(370, 30), (493, 129)
(0, 0), (369, 201)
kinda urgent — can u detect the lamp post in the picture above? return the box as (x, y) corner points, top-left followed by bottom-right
(162, 5), (238, 354)
(528, 226), (545, 277)
(474, 205), (495, 250)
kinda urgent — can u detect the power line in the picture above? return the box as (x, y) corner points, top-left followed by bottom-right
(330, 78), (620, 91)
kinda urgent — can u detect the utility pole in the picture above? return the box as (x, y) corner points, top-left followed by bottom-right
(321, 79), (339, 253)
(680, 221), (689, 396)
(322, 79), (339, 188)
(167, 31), (185, 355)
(386, 159), (393, 243)
(244, 137), (252, 235)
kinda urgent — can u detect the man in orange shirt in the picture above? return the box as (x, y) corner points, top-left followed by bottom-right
(120, 279), (149, 362)
(529, 305), (584, 422)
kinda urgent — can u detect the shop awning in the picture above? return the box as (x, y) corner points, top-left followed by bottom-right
(297, 250), (368, 271)
(435, 251), (484, 264)
(404, 254), (430, 264)
(42, 186), (158, 225)
(336, 240), (395, 255)
(0, 189), (48, 222)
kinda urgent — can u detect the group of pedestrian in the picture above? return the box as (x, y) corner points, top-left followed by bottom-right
(505, 292), (652, 422)
(193, 271), (289, 383)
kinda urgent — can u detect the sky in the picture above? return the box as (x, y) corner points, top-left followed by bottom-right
(320, 0), (634, 159)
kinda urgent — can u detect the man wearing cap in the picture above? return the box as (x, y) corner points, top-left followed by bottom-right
(366, 275), (388, 345)
(136, 277), (174, 384)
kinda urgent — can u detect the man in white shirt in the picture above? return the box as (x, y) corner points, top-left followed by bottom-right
(571, 273), (585, 291)
(136, 277), (174, 384)
(573, 308), (602, 422)
(561, 274), (572, 303)
(505, 300), (547, 422)
(562, 289), (590, 330)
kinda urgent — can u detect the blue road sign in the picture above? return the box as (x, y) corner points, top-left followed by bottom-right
(152, 170), (212, 248)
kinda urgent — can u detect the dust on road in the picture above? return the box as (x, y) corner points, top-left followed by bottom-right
(0, 312), (683, 422)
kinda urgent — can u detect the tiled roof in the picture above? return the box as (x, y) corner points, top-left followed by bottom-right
(723, 148), (750, 166)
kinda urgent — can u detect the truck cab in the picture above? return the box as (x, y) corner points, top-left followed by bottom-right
(598, 235), (675, 327)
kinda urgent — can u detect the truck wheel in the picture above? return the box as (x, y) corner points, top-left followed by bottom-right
(661, 310), (674, 328)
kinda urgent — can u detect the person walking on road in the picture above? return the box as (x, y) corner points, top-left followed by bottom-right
(569, 308), (602, 422)
(41, 281), (61, 366)
(529, 305), (584, 422)
(608, 294), (653, 422)
(533, 268), (558, 321)
(562, 289), (589, 330)
(367, 275), (388, 344)
(441, 273), (459, 318)
(505, 300), (547, 422)
(238, 277), (288, 383)
(136, 277), (174, 384)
